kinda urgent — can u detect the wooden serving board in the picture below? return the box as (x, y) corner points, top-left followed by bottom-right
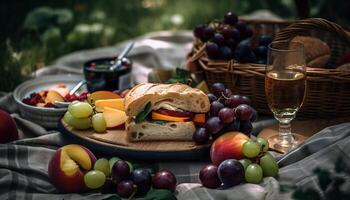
(58, 119), (210, 161)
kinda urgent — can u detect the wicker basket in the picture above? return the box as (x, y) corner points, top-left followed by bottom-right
(192, 18), (350, 119)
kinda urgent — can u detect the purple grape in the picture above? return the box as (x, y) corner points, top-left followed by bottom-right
(254, 46), (268, 59)
(205, 117), (224, 135)
(117, 180), (137, 198)
(206, 42), (219, 59)
(194, 24), (207, 39)
(223, 88), (232, 98)
(219, 46), (233, 60)
(193, 128), (210, 145)
(225, 95), (244, 108)
(226, 119), (240, 131)
(212, 33), (225, 46)
(202, 27), (215, 42)
(152, 170), (177, 192)
(211, 83), (225, 97)
(130, 169), (152, 197)
(112, 160), (130, 183)
(234, 39), (252, 60)
(210, 100), (224, 116)
(250, 109), (258, 122)
(218, 108), (235, 124)
(207, 93), (217, 103)
(241, 96), (251, 105)
(235, 21), (247, 36)
(241, 26), (253, 39)
(240, 120), (253, 135)
(224, 12), (238, 25)
(235, 104), (253, 121)
(199, 164), (221, 189)
(226, 38), (238, 50)
(221, 27), (235, 40)
(217, 159), (244, 187)
(259, 35), (272, 46)
(100, 178), (115, 194)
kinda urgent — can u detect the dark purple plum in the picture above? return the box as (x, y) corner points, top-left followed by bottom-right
(217, 159), (244, 187)
(117, 180), (137, 198)
(199, 164), (221, 189)
(152, 170), (177, 192)
(218, 107), (235, 124)
(235, 104), (253, 121)
(205, 117), (224, 135)
(193, 128), (210, 145)
(211, 83), (225, 97)
(212, 33), (225, 46)
(207, 93), (217, 103)
(206, 42), (219, 59)
(225, 95), (244, 108)
(224, 12), (238, 25)
(112, 160), (130, 183)
(210, 100), (224, 116)
(130, 169), (152, 197)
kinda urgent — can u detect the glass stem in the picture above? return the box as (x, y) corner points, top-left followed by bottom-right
(278, 121), (294, 147)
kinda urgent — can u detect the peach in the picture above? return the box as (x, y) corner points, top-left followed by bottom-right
(46, 90), (65, 103)
(87, 91), (121, 105)
(95, 98), (125, 112)
(48, 144), (96, 193)
(210, 132), (249, 166)
(49, 84), (69, 97)
(102, 107), (127, 129)
(0, 110), (19, 143)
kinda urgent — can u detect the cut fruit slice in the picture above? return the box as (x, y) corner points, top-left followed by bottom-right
(46, 90), (65, 103)
(95, 98), (125, 112)
(87, 91), (121, 105)
(102, 107), (127, 128)
(152, 111), (191, 122)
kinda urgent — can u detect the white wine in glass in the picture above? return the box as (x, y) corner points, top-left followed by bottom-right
(265, 41), (306, 152)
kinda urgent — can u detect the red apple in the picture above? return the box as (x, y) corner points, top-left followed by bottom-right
(0, 110), (19, 143)
(210, 132), (249, 166)
(48, 144), (96, 193)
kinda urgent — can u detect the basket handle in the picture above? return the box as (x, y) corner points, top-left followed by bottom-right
(274, 18), (350, 45)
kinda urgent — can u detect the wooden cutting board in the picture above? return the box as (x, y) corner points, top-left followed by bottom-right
(58, 120), (210, 160)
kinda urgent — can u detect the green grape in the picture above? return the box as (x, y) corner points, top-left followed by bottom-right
(245, 164), (263, 184)
(256, 137), (269, 152)
(109, 157), (121, 171)
(126, 161), (134, 172)
(84, 170), (106, 189)
(69, 117), (91, 130)
(92, 113), (107, 133)
(239, 158), (252, 171)
(68, 102), (93, 118)
(63, 111), (73, 124)
(94, 158), (110, 177)
(260, 153), (279, 177)
(242, 140), (261, 158)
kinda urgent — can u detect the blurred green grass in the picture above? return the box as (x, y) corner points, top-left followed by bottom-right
(0, 0), (349, 92)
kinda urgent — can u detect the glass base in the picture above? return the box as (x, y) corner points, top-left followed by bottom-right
(267, 133), (304, 153)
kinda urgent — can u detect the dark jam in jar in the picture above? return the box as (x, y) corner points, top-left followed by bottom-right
(83, 57), (132, 92)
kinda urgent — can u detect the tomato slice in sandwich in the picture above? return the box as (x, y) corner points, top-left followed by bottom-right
(154, 109), (193, 118)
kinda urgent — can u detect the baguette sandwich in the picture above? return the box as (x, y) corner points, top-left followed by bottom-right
(124, 83), (210, 141)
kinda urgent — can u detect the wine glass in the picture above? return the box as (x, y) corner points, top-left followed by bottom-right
(265, 41), (307, 152)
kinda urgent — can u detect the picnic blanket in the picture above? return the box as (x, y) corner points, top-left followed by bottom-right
(1, 31), (350, 200)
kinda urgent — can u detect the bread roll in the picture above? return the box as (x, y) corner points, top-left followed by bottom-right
(126, 120), (195, 141)
(124, 83), (210, 117)
(291, 36), (330, 68)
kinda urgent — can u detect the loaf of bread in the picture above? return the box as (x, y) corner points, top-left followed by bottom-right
(291, 36), (330, 68)
(124, 83), (210, 142)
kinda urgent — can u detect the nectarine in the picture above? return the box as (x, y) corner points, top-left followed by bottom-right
(0, 110), (19, 143)
(102, 107), (127, 129)
(48, 144), (96, 193)
(210, 132), (249, 166)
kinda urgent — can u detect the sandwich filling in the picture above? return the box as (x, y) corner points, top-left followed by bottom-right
(133, 101), (205, 125)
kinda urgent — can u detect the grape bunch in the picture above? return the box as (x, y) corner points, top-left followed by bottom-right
(63, 101), (107, 133)
(199, 137), (279, 189)
(84, 157), (177, 198)
(193, 11), (272, 64)
(192, 82), (257, 144)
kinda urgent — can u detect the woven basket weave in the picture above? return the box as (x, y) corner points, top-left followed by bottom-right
(192, 18), (350, 119)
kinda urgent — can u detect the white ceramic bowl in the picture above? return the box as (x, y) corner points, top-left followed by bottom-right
(13, 74), (85, 128)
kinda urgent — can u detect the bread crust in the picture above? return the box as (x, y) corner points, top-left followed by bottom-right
(124, 83), (210, 116)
